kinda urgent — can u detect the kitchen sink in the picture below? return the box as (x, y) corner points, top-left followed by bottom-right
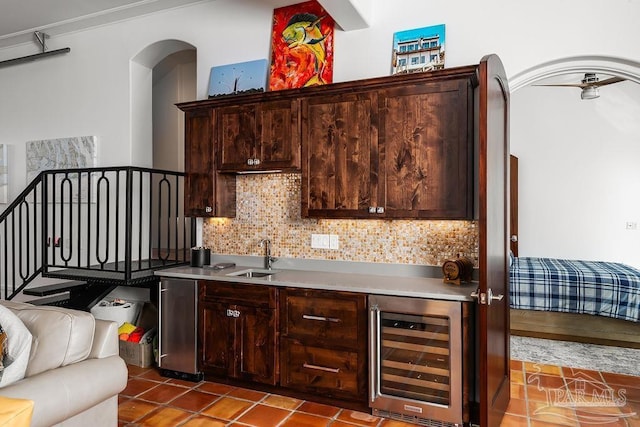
(226, 269), (279, 278)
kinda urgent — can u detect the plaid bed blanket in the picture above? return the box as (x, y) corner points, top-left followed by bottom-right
(510, 257), (640, 322)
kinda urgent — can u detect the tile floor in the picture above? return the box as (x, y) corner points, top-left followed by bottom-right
(119, 360), (640, 427)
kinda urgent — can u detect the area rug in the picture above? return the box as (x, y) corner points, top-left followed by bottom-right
(511, 335), (640, 377)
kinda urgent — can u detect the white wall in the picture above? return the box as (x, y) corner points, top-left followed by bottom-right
(1, 0), (639, 224)
(511, 80), (640, 268)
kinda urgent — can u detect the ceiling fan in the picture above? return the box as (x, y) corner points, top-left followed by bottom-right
(533, 72), (626, 100)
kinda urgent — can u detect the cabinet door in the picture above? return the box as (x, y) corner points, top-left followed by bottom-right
(301, 92), (378, 218)
(185, 109), (215, 216)
(233, 305), (277, 385)
(184, 108), (236, 217)
(200, 301), (232, 377)
(379, 79), (473, 219)
(257, 100), (300, 170)
(217, 105), (257, 171)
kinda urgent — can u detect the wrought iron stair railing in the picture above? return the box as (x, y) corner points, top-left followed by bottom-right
(1, 166), (193, 303)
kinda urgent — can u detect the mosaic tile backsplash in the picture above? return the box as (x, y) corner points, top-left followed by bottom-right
(202, 173), (479, 267)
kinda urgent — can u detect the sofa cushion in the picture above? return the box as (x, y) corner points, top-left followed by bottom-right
(0, 302), (95, 378)
(0, 304), (32, 387)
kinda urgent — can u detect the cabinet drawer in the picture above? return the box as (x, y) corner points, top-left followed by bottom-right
(281, 289), (365, 346)
(200, 280), (276, 308)
(280, 340), (362, 398)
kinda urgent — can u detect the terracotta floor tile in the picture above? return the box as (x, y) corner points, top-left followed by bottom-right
(262, 394), (303, 410)
(136, 406), (192, 427)
(525, 372), (567, 389)
(527, 384), (553, 402)
(499, 413), (529, 426)
(138, 383), (190, 404)
(506, 397), (529, 417)
(601, 371), (640, 388)
(118, 398), (159, 423)
(167, 377), (203, 388)
(227, 386), (268, 402)
(119, 362), (640, 427)
(237, 403), (292, 427)
(121, 378), (161, 398)
(297, 401), (342, 418)
(180, 414), (228, 427)
(562, 366), (603, 381)
(511, 368), (526, 385)
(511, 383), (526, 400)
(336, 409), (382, 426)
(196, 382), (236, 396)
(621, 385), (640, 403)
(510, 359), (524, 371)
(201, 396), (254, 421)
(525, 361), (564, 377)
(280, 411), (332, 427)
(169, 389), (219, 412)
(529, 400), (578, 426)
(529, 419), (577, 427)
(126, 365), (149, 377)
(139, 368), (170, 382)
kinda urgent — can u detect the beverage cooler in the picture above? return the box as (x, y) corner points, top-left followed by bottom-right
(369, 295), (471, 426)
(158, 278), (203, 382)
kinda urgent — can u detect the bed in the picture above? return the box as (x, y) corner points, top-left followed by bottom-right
(509, 257), (640, 348)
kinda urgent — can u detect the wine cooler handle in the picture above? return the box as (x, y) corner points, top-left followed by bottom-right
(369, 303), (380, 403)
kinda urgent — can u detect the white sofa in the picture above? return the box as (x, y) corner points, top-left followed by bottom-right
(0, 300), (128, 427)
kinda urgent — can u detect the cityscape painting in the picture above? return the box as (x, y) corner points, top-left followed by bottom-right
(392, 24), (446, 75)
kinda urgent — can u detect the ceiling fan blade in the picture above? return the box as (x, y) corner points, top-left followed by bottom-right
(532, 83), (585, 88)
(593, 76), (625, 87)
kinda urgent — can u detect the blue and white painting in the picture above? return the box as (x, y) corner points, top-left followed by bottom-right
(208, 59), (268, 97)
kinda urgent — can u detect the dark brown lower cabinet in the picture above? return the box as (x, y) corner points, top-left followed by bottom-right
(199, 281), (277, 385)
(279, 288), (368, 403)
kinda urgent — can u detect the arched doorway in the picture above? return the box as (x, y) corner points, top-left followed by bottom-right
(130, 39), (197, 169)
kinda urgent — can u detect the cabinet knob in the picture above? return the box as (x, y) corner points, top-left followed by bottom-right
(368, 206), (376, 213)
(247, 159), (254, 166)
(253, 158), (261, 165)
(376, 207), (385, 214)
(205, 206), (213, 213)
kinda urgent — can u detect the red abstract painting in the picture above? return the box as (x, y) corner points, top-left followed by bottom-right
(269, 0), (334, 91)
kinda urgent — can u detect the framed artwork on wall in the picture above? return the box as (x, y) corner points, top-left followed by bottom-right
(208, 59), (269, 98)
(269, 0), (334, 91)
(392, 24), (446, 75)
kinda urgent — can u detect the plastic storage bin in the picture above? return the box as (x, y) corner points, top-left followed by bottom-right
(90, 300), (140, 327)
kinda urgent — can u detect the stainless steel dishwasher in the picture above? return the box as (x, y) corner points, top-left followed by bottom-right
(158, 277), (203, 381)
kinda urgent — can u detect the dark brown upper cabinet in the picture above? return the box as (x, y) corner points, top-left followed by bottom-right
(301, 90), (379, 218)
(301, 71), (474, 219)
(216, 99), (300, 172)
(378, 78), (473, 219)
(183, 108), (236, 217)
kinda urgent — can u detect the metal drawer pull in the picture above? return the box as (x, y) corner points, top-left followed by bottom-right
(303, 363), (340, 373)
(303, 314), (341, 323)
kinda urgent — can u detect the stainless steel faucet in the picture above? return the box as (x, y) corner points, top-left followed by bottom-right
(259, 238), (277, 270)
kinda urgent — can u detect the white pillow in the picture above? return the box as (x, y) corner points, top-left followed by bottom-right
(0, 304), (32, 387)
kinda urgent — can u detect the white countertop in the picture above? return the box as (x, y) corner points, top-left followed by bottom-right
(155, 263), (477, 302)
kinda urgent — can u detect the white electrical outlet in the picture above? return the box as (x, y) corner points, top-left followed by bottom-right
(320, 234), (330, 249)
(626, 221), (638, 230)
(329, 234), (339, 249)
(311, 234), (323, 248)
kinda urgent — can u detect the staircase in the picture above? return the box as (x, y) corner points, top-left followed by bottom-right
(0, 166), (193, 309)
